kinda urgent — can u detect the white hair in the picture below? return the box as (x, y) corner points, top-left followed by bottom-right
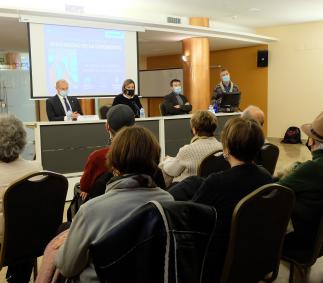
(0, 114), (26, 162)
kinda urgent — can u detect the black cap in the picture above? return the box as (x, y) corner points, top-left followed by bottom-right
(106, 104), (135, 132)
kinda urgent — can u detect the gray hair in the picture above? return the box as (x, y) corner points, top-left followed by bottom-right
(0, 114), (26, 162)
(241, 105), (265, 126)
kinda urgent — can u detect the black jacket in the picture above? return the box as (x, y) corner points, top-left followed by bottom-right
(163, 92), (192, 115)
(170, 163), (273, 281)
(112, 94), (142, 118)
(46, 95), (83, 121)
(90, 201), (217, 283)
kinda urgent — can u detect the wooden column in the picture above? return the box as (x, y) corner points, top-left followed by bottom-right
(182, 17), (210, 112)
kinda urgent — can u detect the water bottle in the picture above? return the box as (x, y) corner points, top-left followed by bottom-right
(213, 102), (218, 113)
(140, 108), (145, 118)
(208, 105), (215, 114)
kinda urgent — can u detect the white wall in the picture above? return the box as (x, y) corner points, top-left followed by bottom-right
(258, 22), (323, 138)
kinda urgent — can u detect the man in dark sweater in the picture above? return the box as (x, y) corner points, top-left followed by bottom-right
(279, 111), (323, 260)
(163, 79), (192, 115)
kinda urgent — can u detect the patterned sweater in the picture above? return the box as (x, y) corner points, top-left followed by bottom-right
(160, 136), (222, 183)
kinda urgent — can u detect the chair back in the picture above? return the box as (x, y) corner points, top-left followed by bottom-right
(198, 150), (230, 177)
(255, 143), (280, 175)
(159, 103), (167, 116)
(0, 171), (68, 267)
(89, 172), (113, 199)
(221, 184), (295, 283)
(99, 105), (110, 119)
(285, 214), (323, 267)
(90, 201), (217, 283)
(308, 214), (323, 266)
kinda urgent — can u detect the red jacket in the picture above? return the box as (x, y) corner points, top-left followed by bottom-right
(80, 147), (110, 193)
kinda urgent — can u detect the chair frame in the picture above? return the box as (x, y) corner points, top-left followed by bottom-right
(0, 171), (68, 280)
(197, 149), (229, 177)
(283, 215), (323, 283)
(221, 184), (295, 283)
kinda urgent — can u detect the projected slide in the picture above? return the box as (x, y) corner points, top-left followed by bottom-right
(29, 23), (138, 98)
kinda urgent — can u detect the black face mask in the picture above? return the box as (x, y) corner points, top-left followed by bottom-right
(126, 89), (135, 96)
(305, 138), (312, 152)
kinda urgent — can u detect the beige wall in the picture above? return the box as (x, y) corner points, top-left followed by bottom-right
(258, 21), (323, 138)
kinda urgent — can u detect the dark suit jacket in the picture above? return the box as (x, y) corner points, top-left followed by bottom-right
(163, 92), (192, 115)
(46, 95), (83, 121)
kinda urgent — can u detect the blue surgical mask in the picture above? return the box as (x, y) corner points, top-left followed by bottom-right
(60, 90), (68, 97)
(174, 86), (182, 94)
(222, 75), (230, 83)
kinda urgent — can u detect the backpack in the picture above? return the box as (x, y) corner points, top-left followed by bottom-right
(281, 126), (302, 144)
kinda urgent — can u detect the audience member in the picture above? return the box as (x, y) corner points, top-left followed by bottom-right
(112, 79), (142, 117)
(279, 111), (323, 259)
(0, 114), (42, 283)
(241, 105), (265, 126)
(169, 118), (273, 280)
(79, 104), (135, 200)
(159, 110), (222, 184)
(46, 79), (83, 121)
(163, 79), (192, 115)
(56, 126), (174, 282)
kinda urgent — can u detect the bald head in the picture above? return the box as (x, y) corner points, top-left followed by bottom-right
(241, 105), (265, 126)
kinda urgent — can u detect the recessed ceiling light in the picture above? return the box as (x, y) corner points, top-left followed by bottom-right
(231, 15), (238, 19)
(249, 8), (260, 12)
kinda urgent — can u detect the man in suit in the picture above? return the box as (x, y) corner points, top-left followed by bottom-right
(163, 79), (192, 115)
(46, 80), (83, 121)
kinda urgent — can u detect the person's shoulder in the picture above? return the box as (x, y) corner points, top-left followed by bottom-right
(47, 95), (58, 103)
(70, 96), (80, 102)
(164, 93), (173, 99)
(114, 94), (124, 101)
(232, 83), (240, 91)
(89, 147), (110, 160)
(214, 83), (222, 89)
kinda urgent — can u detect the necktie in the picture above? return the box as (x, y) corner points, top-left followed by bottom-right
(63, 97), (71, 112)
(175, 94), (184, 105)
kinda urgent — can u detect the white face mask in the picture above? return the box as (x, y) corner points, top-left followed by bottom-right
(222, 75), (230, 83)
(60, 90), (69, 97)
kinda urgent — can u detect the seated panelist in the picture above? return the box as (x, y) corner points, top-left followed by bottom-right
(46, 79), (83, 121)
(163, 79), (192, 115)
(112, 79), (142, 118)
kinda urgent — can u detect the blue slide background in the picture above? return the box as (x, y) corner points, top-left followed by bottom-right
(44, 24), (126, 96)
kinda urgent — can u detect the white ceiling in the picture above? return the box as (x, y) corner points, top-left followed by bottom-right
(138, 30), (260, 56)
(1, 0), (323, 55)
(124, 0), (323, 28)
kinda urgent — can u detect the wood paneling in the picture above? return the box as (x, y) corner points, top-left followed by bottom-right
(146, 54), (182, 69)
(146, 45), (268, 133)
(210, 45), (268, 134)
(148, 97), (164, 117)
(80, 99), (95, 115)
(189, 17), (209, 27)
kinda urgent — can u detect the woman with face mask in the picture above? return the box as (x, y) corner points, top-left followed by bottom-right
(112, 79), (143, 118)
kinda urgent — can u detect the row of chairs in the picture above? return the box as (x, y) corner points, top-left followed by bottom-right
(198, 143), (280, 177)
(90, 183), (322, 283)
(1, 171), (322, 282)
